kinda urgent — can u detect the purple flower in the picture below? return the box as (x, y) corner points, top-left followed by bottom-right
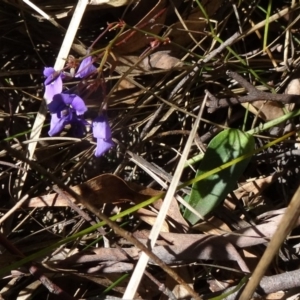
(48, 109), (88, 137)
(75, 56), (97, 78)
(47, 93), (88, 137)
(43, 67), (63, 103)
(92, 114), (114, 157)
(48, 108), (70, 136)
(50, 93), (87, 115)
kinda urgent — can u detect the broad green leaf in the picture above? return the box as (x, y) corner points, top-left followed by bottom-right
(183, 129), (255, 224)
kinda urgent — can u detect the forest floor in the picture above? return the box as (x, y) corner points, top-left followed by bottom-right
(1, 1), (300, 299)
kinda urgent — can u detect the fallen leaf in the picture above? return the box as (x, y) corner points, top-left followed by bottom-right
(250, 100), (285, 121)
(142, 51), (183, 70)
(25, 174), (152, 209)
(115, 0), (168, 54)
(193, 215), (232, 235)
(47, 230), (249, 273)
(233, 175), (276, 200)
(151, 196), (189, 232)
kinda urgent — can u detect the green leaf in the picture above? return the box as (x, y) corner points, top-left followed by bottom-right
(183, 129), (255, 224)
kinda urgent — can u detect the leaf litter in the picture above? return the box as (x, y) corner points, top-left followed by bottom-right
(1, 0), (300, 299)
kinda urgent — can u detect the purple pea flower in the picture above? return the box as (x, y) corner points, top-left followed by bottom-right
(43, 67), (63, 103)
(75, 56), (97, 78)
(50, 93), (88, 115)
(92, 114), (114, 157)
(47, 93), (88, 137)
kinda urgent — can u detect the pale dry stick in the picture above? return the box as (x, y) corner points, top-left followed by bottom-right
(122, 94), (208, 300)
(0, 194), (30, 224)
(22, 0), (50, 19)
(14, 0), (89, 199)
(89, 0), (139, 7)
(22, 137), (82, 144)
(239, 183), (300, 299)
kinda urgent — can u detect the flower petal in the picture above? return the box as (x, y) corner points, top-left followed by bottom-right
(95, 138), (114, 157)
(48, 94), (67, 113)
(48, 112), (71, 136)
(44, 76), (63, 103)
(70, 95), (87, 115)
(92, 115), (112, 139)
(43, 67), (55, 77)
(75, 56), (97, 78)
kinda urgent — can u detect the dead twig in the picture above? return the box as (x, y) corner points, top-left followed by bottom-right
(206, 70), (300, 112)
(0, 232), (75, 300)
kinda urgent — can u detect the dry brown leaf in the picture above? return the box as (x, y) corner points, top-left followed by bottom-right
(115, 0), (168, 54)
(250, 100), (285, 121)
(265, 291), (285, 299)
(166, 20), (207, 48)
(26, 174), (190, 232)
(109, 54), (146, 74)
(248, 78), (300, 121)
(48, 230), (249, 273)
(25, 174), (155, 209)
(234, 175), (276, 199)
(151, 196), (189, 232)
(193, 215), (232, 235)
(142, 51), (183, 70)
(223, 175), (276, 210)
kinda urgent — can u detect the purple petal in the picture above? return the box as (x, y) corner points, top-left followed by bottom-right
(44, 76), (63, 103)
(48, 111), (71, 136)
(43, 67), (55, 77)
(48, 94), (67, 113)
(95, 138), (114, 157)
(70, 94), (87, 115)
(55, 93), (73, 105)
(51, 93), (87, 115)
(75, 56), (97, 78)
(92, 115), (112, 139)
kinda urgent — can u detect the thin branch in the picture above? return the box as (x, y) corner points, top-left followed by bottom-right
(206, 70), (300, 113)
